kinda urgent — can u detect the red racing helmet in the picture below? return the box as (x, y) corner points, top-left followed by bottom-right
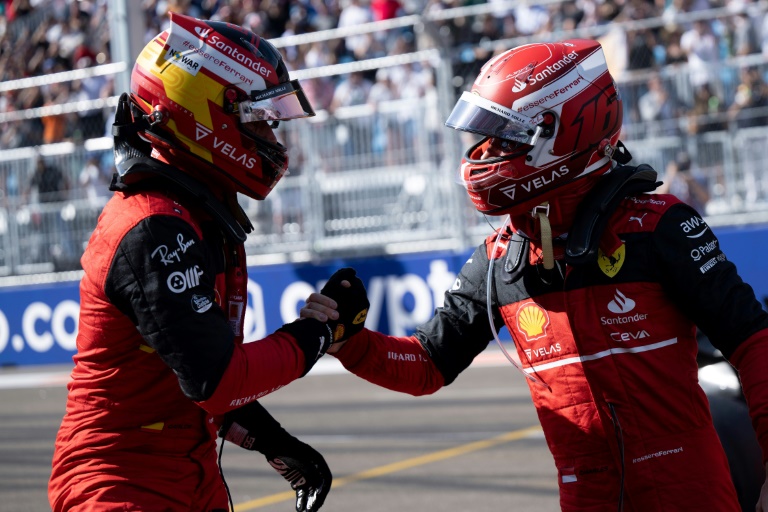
(129, 12), (315, 200)
(446, 39), (623, 216)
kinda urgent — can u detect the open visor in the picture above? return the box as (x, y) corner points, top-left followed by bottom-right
(445, 91), (543, 145)
(239, 79), (316, 123)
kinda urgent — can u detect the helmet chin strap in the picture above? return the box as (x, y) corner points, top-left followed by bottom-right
(532, 203), (555, 270)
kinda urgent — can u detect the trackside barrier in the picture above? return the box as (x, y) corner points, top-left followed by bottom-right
(1, 223), (768, 367)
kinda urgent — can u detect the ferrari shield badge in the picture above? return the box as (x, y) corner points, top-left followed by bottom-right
(598, 244), (625, 278)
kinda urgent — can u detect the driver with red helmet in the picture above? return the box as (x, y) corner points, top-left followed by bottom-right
(49, 13), (349, 512)
(304, 39), (768, 511)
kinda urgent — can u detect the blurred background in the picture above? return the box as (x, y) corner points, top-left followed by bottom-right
(3, 0), (768, 280)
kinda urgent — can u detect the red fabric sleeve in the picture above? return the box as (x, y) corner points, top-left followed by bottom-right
(196, 331), (304, 415)
(729, 328), (768, 463)
(333, 329), (445, 396)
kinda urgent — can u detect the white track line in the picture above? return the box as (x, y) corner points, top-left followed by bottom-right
(0, 350), (512, 390)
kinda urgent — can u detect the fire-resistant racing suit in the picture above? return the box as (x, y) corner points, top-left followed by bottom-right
(332, 191), (768, 511)
(49, 159), (331, 511)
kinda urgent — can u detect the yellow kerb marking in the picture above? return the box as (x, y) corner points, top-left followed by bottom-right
(233, 425), (542, 511)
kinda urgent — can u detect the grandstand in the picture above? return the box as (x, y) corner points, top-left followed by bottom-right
(2, 0), (768, 282)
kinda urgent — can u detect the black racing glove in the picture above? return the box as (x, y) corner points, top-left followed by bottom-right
(277, 318), (333, 376)
(220, 401), (332, 512)
(320, 267), (370, 343)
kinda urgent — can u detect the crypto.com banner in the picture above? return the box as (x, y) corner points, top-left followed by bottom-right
(0, 250), (472, 367)
(1, 224), (767, 367)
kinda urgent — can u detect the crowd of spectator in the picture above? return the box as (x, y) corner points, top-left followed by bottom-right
(3, 0), (768, 147)
(3, 0), (768, 221)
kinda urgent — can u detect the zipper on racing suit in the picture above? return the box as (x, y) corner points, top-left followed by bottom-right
(607, 401), (626, 512)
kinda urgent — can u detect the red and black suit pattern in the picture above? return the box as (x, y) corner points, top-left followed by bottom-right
(335, 193), (768, 512)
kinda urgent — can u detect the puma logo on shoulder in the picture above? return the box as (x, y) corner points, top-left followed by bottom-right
(629, 213), (647, 226)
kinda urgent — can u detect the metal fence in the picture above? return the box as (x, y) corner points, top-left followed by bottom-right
(4, 5), (768, 279)
(3, 105), (768, 281)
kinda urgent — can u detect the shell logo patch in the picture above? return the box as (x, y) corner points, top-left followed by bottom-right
(598, 244), (625, 278)
(517, 303), (550, 341)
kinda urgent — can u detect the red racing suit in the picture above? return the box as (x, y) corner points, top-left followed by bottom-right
(48, 177), (322, 511)
(334, 193), (768, 511)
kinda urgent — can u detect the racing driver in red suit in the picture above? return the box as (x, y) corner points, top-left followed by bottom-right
(303, 39), (768, 511)
(48, 13), (352, 512)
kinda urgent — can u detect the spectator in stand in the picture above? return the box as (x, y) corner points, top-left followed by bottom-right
(0, 165), (21, 209)
(657, 150), (710, 214)
(658, 27), (689, 66)
(27, 154), (69, 204)
(638, 74), (681, 136)
(368, 68), (398, 164)
(371, 0), (402, 21)
(337, 0), (373, 61)
(686, 83), (726, 135)
(389, 62), (430, 163)
(40, 82), (70, 144)
(472, 13), (502, 46)
(72, 51), (111, 141)
(26, 153), (75, 265)
(329, 70), (373, 158)
(329, 70), (373, 114)
(551, 1), (583, 32)
(680, 19), (721, 90)
(78, 154), (110, 205)
(760, 9), (768, 57)
(54, 10), (87, 64)
(15, 85), (45, 146)
(302, 40), (337, 111)
(627, 28), (657, 70)
(513, 1), (550, 35)
(729, 65), (768, 128)
(259, 0), (292, 38)
(729, 11), (759, 56)
(662, 0), (710, 26)
(351, 32), (388, 62)
(728, 65), (768, 207)
(594, 5), (627, 77)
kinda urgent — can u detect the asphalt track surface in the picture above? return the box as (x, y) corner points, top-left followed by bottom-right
(0, 346), (561, 511)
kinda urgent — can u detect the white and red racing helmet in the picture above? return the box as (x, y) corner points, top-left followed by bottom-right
(446, 39), (623, 216)
(129, 12), (315, 200)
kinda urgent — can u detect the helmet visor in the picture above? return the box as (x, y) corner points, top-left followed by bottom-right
(445, 91), (542, 145)
(240, 80), (316, 123)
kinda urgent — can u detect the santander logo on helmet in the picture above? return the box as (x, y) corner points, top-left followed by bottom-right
(508, 47), (579, 94)
(194, 26), (211, 38)
(129, 12), (315, 201)
(448, 39), (623, 217)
